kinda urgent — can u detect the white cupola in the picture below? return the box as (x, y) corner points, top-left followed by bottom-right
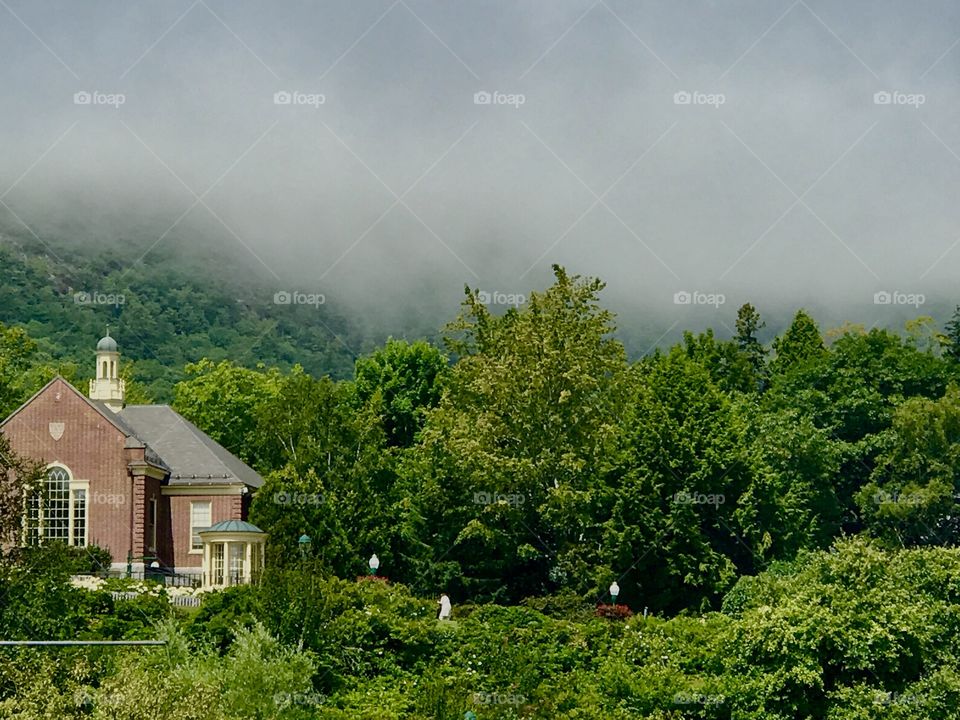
(88, 330), (125, 412)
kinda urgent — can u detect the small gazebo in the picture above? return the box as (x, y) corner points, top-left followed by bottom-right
(199, 520), (266, 589)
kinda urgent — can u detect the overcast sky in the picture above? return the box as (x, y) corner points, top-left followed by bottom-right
(2, 0), (959, 348)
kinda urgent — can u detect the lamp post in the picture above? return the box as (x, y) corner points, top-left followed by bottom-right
(368, 553), (380, 576)
(298, 534), (311, 558)
(609, 581), (620, 607)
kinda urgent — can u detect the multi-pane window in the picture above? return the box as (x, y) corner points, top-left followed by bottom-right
(45, 468), (70, 542)
(147, 498), (157, 551)
(229, 543), (245, 585)
(250, 542), (263, 584)
(190, 501), (211, 551)
(25, 492), (40, 546)
(25, 467), (87, 547)
(71, 489), (87, 547)
(211, 542), (224, 586)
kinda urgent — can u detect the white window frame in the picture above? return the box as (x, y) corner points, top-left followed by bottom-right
(190, 501), (212, 553)
(148, 497), (158, 552)
(25, 464), (89, 547)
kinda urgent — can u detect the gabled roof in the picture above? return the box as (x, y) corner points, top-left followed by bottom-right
(1, 376), (171, 473)
(117, 405), (264, 488)
(1, 376), (129, 436)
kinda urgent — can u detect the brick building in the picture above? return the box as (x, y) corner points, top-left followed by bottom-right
(0, 334), (264, 579)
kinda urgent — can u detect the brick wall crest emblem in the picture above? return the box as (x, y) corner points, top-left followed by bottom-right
(49, 422), (65, 441)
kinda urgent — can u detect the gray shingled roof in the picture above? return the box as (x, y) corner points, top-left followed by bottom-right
(202, 520), (265, 534)
(117, 405), (264, 488)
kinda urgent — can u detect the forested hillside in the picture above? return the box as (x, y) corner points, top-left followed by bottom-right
(0, 229), (362, 400)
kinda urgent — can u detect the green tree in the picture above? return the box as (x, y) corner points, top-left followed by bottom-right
(250, 369), (399, 574)
(735, 302), (767, 387)
(0, 322), (53, 419)
(857, 385), (960, 546)
(172, 359), (280, 467)
(353, 339), (447, 447)
(0, 433), (43, 548)
(601, 349), (752, 612)
(945, 305), (960, 363)
(403, 266), (630, 601)
(735, 406), (841, 561)
(678, 328), (758, 394)
(770, 309), (825, 376)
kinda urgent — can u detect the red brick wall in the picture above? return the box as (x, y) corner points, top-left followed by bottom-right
(168, 493), (245, 569)
(1, 378), (133, 564)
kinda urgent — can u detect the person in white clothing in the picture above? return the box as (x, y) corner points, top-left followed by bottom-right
(438, 593), (452, 620)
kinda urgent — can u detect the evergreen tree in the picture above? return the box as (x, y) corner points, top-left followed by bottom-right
(735, 302), (768, 387)
(771, 309), (826, 376)
(945, 305), (960, 363)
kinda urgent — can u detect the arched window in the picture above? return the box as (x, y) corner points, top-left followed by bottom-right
(43, 467), (70, 542)
(101, 361), (108, 378)
(25, 466), (88, 547)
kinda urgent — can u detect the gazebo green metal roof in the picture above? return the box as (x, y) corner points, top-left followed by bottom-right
(201, 520), (265, 534)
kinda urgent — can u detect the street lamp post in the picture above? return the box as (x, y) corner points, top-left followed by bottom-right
(368, 554), (380, 576)
(298, 534), (312, 558)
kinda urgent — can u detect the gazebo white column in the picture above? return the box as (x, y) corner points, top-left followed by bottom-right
(198, 520), (267, 590)
(202, 542), (211, 588)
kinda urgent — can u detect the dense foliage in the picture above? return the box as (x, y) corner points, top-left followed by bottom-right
(5, 541), (960, 718)
(3, 261), (960, 717)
